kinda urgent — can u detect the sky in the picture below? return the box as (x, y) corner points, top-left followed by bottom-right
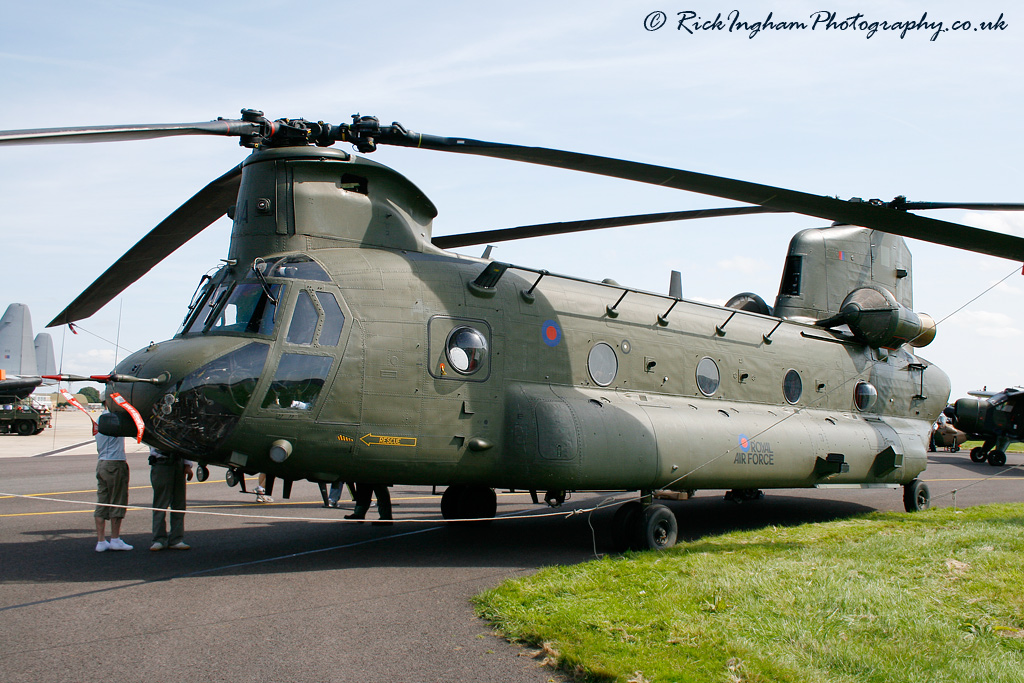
(2, 0), (1022, 402)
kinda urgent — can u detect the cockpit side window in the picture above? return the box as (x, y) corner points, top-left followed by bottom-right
(286, 290), (318, 345)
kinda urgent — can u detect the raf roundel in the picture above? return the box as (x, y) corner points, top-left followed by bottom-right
(738, 434), (751, 452)
(541, 320), (562, 347)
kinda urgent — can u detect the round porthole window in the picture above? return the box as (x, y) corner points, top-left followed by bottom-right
(588, 342), (618, 386)
(783, 369), (802, 404)
(445, 326), (487, 374)
(696, 357), (720, 396)
(854, 381), (877, 411)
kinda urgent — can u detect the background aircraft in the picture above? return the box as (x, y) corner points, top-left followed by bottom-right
(949, 388), (1024, 465)
(0, 304), (56, 400)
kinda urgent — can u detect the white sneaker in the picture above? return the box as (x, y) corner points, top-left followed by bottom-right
(254, 486), (266, 495)
(95, 540), (109, 552)
(169, 541), (191, 550)
(150, 541), (166, 551)
(108, 538), (133, 551)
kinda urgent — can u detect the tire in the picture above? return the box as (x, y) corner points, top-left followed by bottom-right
(460, 486), (497, 520)
(611, 501), (642, 552)
(639, 505), (678, 550)
(903, 479), (930, 512)
(440, 485), (466, 520)
(988, 450), (1007, 467)
(970, 447), (987, 463)
(440, 485), (495, 522)
(16, 421), (34, 436)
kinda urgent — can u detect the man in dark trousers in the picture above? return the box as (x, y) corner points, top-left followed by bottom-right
(344, 483), (393, 525)
(149, 447), (195, 551)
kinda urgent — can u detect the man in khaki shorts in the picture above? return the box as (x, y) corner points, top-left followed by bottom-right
(94, 413), (133, 552)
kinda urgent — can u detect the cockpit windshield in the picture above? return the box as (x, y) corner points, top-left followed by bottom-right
(208, 283), (282, 335)
(178, 254), (330, 338)
(181, 281), (282, 336)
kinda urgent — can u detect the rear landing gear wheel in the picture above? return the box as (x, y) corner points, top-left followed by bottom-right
(988, 450), (1007, 467)
(970, 447), (987, 463)
(612, 502), (679, 551)
(640, 504), (678, 551)
(612, 501), (642, 552)
(903, 479), (930, 512)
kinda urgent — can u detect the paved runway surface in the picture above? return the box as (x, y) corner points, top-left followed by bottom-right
(2, 412), (1022, 682)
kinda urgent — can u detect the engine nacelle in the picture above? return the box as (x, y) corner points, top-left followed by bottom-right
(833, 286), (936, 349)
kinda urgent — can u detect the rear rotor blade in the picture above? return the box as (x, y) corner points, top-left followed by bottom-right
(433, 205), (781, 249)
(47, 164), (243, 327)
(0, 120), (259, 146)
(901, 201), (1024, 211)
(387, 133), (1024, 261)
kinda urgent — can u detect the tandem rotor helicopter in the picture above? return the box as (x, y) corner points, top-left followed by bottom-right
(5, 109), (1024, 551)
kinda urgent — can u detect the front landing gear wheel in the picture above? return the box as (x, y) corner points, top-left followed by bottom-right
(970, 447), (987, 463)
(988, 450), (1007, 467)
(903, 479), (930, 512)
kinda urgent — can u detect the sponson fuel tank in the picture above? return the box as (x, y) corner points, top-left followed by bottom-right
(503, 383), (929, 491)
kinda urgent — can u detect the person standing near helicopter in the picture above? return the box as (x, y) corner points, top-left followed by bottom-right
(344, 483), (393, 525)
(148, 447), (195, 550)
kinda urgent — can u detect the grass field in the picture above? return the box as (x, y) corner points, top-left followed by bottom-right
(475, 504), (1024, 683)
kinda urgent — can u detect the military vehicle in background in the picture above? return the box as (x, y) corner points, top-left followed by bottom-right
(0, 394), (51, 435)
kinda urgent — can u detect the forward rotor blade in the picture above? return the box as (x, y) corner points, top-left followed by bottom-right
(0, 120), (259, 146)
(389, 134), (1024, 261)
(433, 206), (781, 249)
(47, 164), (243, 327)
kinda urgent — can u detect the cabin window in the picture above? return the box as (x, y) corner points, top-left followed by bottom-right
(261, 354), (333, 411)
(445, 326), (488, 375)
(286, 290), (319, 345)
(316, 291), (345, 346)
(854, 381), (878, 411)
(696, 357), (720, 396)
(587, 342), (618, 387)
(783, 369), (802, 404)
(207, 283), (282, 335)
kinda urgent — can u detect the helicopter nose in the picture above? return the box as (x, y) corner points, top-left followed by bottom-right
(110, 339), (271, 457)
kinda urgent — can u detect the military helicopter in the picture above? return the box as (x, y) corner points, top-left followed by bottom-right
(948, 388), (1024, 466)
(5, 110), (1024, 551)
